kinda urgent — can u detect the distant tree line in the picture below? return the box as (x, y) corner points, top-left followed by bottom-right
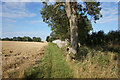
(0, 36), (42, 42)
(46, 30), (120, 45)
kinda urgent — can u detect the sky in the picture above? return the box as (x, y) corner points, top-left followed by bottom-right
(0, 2), (119, 41)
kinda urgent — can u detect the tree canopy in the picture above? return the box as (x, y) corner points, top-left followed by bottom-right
(41, 1), (102, 54)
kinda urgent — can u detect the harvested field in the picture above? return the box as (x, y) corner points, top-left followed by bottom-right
(1, 41), (48, 78)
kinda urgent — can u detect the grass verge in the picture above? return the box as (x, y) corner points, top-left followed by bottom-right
(24, 43), (73, 78)
(67, 46), (119, 78)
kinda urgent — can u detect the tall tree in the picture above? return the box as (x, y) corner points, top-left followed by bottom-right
(41, 1), (102, 54)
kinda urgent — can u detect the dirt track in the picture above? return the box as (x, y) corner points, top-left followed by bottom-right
(1, 41), (48, 78)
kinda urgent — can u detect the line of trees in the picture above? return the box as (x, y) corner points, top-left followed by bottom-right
(83, 30), (120, 46)
(46, 30), (120, 46)
(0, 36), (42, 42)
(46, 30), (120, 53)
(41, 2), (119, 54)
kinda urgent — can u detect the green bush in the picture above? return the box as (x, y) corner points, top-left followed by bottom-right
(75, 46), (89, 60)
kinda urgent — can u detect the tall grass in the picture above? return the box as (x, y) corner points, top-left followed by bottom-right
(24, 43), (118, 78)
(24, 43), (73, 78)
(67, 46), (119, 78)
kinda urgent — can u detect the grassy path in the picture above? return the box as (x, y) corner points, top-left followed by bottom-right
(24, 43), (73, 78)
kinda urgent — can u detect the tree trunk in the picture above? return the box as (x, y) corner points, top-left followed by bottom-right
(65, 2), (78, 54)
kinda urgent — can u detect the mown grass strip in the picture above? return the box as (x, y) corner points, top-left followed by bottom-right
(24, 43), (73, 78)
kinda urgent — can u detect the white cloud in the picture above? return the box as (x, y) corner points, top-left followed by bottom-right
(3, 2), (26, 10)
(2, 12), (36, 18)
(1, 2), (38, 27)
(96, 2), (118, 23)
(2, 2), (37, 19)
(5, 18), (17, 23)
(29, 20), (43, 23)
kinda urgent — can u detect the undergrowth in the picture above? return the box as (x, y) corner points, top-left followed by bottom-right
(67, 46), (119, 78)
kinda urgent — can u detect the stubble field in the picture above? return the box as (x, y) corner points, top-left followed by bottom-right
(1, 41), (48, 78)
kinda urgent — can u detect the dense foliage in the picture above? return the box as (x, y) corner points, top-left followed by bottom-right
(46, 30), (120, 44)
(1, 36), (42, 42)
(41, 2), (102, 41)
(84, 30), (120, 46)
(41, 2), (102, 53)
(46, 30), (120, 53)
(78, 30), (120, 53)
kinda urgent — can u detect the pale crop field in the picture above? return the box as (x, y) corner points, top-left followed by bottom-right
(1, 41), (48, 78)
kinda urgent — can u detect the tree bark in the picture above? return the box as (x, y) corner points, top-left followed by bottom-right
(65, 2), (78, 54)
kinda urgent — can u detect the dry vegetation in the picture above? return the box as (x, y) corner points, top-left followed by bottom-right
(65, 47), (119, 78)
(25, 43), (119, 78)
(1, 41), (48, 78)
(0, 41), (119, 78)
(67, 52), (118, 78)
